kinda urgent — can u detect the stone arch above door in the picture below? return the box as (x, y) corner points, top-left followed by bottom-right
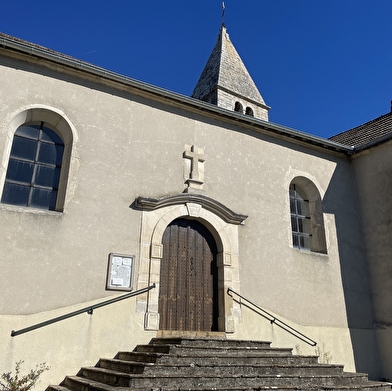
(133, 194), (247, 333)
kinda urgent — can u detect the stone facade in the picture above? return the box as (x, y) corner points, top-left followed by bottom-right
(0, 30), (391, 389)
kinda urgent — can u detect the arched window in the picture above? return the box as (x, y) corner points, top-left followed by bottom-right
(290, 184), (311, 250)
(1, 122), (64, 211)
(289, 178), (327, 254)
(234, 101), (243, 113)
(245, 107), (254, 116)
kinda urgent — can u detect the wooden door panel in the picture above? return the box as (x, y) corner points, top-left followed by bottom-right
(159, 218), (218, 331)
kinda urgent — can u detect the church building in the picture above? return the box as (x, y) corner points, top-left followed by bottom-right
(1, 24), (392, 387)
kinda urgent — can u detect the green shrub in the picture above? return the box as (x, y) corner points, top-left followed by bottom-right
(0, 361), (50, 391)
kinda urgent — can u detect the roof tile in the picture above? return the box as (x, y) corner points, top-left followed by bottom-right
(329, 110), (392, 147)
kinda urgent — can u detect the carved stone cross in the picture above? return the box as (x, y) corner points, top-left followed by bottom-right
(184, 145), (205, 181)
(183, 145), (205, 192)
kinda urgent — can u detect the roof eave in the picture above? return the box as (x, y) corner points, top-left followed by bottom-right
(0, 33), (353, 155)
(353, 132), (392, 153)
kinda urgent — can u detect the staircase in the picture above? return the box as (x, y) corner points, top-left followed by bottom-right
(47, 337), (391, 391)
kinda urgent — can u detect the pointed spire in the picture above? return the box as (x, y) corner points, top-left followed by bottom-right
(192, 25), (270, 121)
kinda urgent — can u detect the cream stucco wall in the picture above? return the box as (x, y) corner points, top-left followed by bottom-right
(0, 50), (383, 386)
(351, 141), (392, 380)
(1, 298), (155, 391)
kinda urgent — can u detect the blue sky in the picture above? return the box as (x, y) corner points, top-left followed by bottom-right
(1, 1), (391, 138)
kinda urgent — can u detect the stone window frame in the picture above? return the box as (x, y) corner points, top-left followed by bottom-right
(0, 105), (77, 212)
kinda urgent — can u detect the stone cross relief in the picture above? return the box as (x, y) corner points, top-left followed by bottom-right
(183, 144), (205, 192)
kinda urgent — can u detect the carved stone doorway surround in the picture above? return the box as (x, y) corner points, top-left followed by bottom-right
(134, 194), (247, 333)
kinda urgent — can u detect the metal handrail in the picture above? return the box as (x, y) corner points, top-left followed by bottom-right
(11, 284), (156, 337)
(227, 287), (317, 346)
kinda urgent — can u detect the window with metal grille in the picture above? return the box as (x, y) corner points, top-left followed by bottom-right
(1, 122), (64, 210)
(290, 184), (311, 250)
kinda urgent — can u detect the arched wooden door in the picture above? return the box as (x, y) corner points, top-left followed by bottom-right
(158, 218), (219, 331)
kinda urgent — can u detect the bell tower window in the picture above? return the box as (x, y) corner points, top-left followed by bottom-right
(234, 101), (243, 113)
(245, 107), (254, 116)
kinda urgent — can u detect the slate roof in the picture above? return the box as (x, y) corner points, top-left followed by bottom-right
(192, 24), (266, 105)
(329, 109), (392, 148)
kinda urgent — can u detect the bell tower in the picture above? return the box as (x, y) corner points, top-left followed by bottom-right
(192, 24), (270, 121)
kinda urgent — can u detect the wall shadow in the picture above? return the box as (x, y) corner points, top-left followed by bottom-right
(323, 163), (381, 379)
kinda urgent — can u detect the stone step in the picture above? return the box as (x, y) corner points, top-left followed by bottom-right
(98, 358), (148, 374)
(47, 338), (392, 391)
(116, 350), (319, 366)
(98, 357), (344, 377)
(150, 337), (272, 348)
(141, 386), (391, 391)
(134, 344), (294, 356)
(77, 366), (370, 389)
(50, 382), (392, 391)
(114, 351), (162, 363)
(62, 375), (126, 391)
(138, 386), (391, 391)
(45, 386), (71, 391)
